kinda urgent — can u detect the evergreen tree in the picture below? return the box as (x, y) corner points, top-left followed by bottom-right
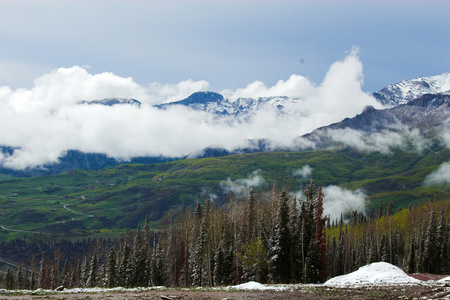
(423, 209), (437, 273)
(4, 269), (15, 290)
(314, 186), (327, 282)
(104, 248), (117, 288)
(86, 252), (98, 287)
(268, 191), (291, 283)
(132, 225), (149, 287)
(80, 255), (90, 287)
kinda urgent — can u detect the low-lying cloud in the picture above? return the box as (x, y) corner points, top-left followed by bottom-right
(325, 125), (429, 154)
(0, 48), (385, 169)
(424, 130), (450, 185)
(220, 170), (266, 197)
(424, 162), (450, 185)
(323, 185), (367, 221)
(292, 165), (313, 178)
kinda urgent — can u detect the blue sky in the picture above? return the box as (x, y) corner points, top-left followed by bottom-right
(1, 0), (449, 92)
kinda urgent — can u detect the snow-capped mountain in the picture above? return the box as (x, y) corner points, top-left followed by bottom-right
(156, 91), (300, 116)
(158, 72), (450, 116)
(372, 72), (450, 107)
(78, 98), (141, 107)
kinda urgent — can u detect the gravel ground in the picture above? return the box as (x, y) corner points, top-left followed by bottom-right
(1, 284), (450, 300)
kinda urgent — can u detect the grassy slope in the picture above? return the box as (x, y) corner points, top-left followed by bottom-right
(0, 147), (449, 241)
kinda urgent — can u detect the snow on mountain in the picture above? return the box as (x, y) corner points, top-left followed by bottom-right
(156, 91), (300, 116)
(78, 98), (141, 107)
(373, 72), (450, 107)
(324, 262), (421, 287)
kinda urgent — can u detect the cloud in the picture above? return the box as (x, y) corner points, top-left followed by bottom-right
(220, 170), (266, 197)
(423, 130), (450, 186)
(0, 49), (388, 169)
(424, 162), (450, 185)
(325, 125), (429, 154)
(322, 186), (367, 221)
(292, 165), (313, 178)
(148, 79), (211, 104)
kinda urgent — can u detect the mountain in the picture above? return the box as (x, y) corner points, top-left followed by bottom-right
(0, 73), (449, 177)
(157, 91), (299, 116)
(78, 98), (141, 107)
(300, 93), (450, 150)
(372, 72), (450, 107)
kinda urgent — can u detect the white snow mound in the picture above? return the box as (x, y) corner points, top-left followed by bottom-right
(438, 276), (450, 283)
(225, 281), (290, 291)
(324, 262), (421, 286)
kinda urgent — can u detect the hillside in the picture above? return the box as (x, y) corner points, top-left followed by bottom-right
(1, 145), (449, 241)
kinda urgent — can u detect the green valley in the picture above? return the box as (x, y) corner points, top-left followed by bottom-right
(0, 146), (449, 242)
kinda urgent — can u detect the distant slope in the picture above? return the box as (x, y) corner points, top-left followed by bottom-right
(1, 145), (449, 241)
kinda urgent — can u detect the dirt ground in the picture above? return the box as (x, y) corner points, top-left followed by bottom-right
(1, 284), (450, 300)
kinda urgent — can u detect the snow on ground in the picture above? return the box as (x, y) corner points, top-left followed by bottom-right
(224, 281), (291, 291)
(324, 262), (422, 287)
(439, 276), (450, 283)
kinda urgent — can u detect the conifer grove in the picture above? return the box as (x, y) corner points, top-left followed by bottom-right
(1, 181), (449, 289)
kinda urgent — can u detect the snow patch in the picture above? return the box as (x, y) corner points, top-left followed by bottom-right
(438, 276), (450, 283)
(225, 281), (290, 291)
(324, 262), (422, 287)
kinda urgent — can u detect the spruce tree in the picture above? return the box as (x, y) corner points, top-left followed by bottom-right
(268, 191), (291, 283)
(86, 252), (98, 287)
(104, 248), (117, 288)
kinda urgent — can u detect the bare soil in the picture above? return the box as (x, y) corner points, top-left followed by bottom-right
(2, 284), (450, 300)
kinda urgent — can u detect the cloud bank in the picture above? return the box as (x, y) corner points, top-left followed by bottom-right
(322, 186), (367, 221)
(325, 125), (429, 154)
(0, 49), (384, 169)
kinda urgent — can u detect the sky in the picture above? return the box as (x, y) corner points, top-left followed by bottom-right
(0, 0), (449, 93)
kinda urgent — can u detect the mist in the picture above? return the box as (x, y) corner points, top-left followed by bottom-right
(322, 185), (367, 222)
(220, 170), (266, 197)
(0, 49), (383, 169)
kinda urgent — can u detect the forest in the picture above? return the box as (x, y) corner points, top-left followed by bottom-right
(1, 181), (449, 289)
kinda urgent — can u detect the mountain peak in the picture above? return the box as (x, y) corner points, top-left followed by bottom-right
(373, 72), (450, 107)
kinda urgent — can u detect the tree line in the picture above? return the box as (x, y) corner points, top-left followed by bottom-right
(1, 181), (449, 289)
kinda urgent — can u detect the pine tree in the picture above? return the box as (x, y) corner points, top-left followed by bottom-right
(120, 244), (133, 287)
(16, 264), (23, 289)
(80, 255), (90, 287)
(104, 248), (117, 288)
(314, 186), (327, 283)
(86, 252), (98, 287)
(4, 269), (15, 290)
(132, 225), (149, 287)
(268, 191), (291, 283)
(423, 208), (437, 273)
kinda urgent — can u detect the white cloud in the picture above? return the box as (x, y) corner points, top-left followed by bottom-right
(424, 162), (450, 186)
(148, 79), (211, 104)
(293, 165), (313, 178)
(220, 170), (266, 197)
(423, 127), (450, 186)
(323, 185), (367, 221)
(325, 125), (429, 154)
(0, 49), (389, 170)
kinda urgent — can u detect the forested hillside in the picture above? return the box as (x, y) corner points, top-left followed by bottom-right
(0, 146), (449, 242)
(1, 183), (448, 289)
